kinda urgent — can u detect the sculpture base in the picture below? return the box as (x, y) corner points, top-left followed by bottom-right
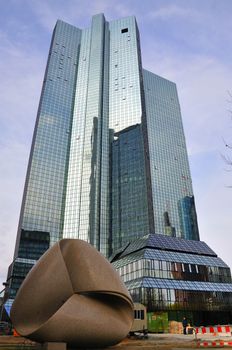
(42, 342), (67, 350)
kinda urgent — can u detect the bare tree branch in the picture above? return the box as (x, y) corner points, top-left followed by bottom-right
(222, 137), (232, 149)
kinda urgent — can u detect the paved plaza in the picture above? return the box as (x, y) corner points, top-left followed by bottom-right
(0, 334), (197, 349)
(2, 332), (232, 349)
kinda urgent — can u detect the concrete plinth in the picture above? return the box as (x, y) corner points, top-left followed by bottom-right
(42, 342), (67, 350)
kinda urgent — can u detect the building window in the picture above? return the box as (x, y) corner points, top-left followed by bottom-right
(121, 28), (128, 33)
(134, 310), (142, 319)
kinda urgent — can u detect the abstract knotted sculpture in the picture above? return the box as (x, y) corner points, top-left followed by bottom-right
(10, 239), (134, 348)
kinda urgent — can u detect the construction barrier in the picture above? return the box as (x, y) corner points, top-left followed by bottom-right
(13, 328), (21, 337)
(196, 326), (231, 337)
(198, 340), (232, 347)
(196, 325), (232, 347)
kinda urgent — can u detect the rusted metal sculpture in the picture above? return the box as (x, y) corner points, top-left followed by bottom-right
(10, 239), (133, 348)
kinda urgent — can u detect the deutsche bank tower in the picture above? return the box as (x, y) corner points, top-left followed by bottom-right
(5, 14), (232, 324)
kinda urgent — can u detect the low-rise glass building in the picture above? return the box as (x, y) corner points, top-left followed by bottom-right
(110, 234), (232, 326)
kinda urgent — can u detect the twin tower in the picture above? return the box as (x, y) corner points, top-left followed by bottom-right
(7, 14), (200, 310)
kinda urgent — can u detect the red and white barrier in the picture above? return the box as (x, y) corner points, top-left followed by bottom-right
(198, 340), (232, 347)
(196, 326), (231, 337)
(196, 326), (232, 347)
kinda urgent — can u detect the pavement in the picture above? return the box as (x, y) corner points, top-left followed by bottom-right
(0, 334), (198, 349)
(1, 332), (231, 349)
(113, 334), (197, 349)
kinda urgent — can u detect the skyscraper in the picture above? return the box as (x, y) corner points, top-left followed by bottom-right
(4, 14), (231, 323)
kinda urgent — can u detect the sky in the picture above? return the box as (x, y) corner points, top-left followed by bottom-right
(1, 0), (232, 288)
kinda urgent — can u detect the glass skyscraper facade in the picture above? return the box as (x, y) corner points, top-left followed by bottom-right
(6, 21), (82, 305)
(111, 124), (150, 252)
(143, 70), (198, 240)
(4, 13), (232, 324)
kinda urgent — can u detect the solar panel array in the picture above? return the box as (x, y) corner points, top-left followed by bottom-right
(119, 234), (149, 257)
(147, 234), (216, 256)
(109, 241), (130, 262)
(119, 233), (216, 258)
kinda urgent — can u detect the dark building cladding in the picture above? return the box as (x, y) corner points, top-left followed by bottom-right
(18, 230), (50, 260)
(178, 196), (200, 240)
(6, 231), (50, 301)
(110, 234), (232, 325)
(111, 124), (150, 253)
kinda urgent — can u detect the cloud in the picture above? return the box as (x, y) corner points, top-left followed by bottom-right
(193, 161), (232, 269)
(149, 4), (201, 21)
(142, 43), (232, 155)
(176, 56), (231, 155)
(26, 0), (132, 31)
